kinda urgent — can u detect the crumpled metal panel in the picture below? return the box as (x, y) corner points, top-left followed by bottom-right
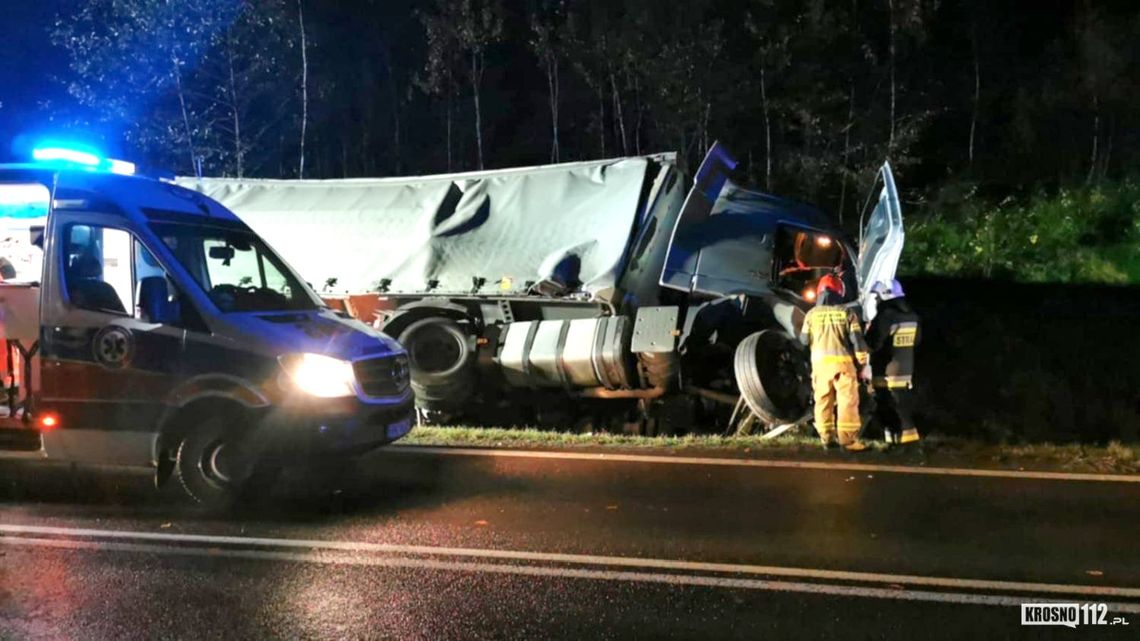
(176, 157), (652, 302)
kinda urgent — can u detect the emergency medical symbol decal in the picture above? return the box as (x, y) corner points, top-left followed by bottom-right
(92, 326), (134, 369)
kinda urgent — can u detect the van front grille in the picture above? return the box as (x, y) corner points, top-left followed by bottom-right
(353, 355), (410, 398)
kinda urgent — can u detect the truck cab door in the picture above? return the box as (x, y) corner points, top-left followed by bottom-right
(38, 212), (187, 445)
(857, 162), (905, 322)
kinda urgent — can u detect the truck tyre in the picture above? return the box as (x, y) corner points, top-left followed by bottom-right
(734, 330), (811, 426)
(175, 417), (249, 509)
(397, 316), (475, 413)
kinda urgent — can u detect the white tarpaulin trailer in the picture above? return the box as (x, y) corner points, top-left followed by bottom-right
(177, 156), (657, 301)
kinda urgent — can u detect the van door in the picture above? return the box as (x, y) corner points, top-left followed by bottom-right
(857, 162), (905, 322)
(37, 212), (187, 463)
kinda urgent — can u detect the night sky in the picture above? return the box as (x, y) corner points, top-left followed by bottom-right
(1, 0), (1137, 216)
(0, 0), (78, 160)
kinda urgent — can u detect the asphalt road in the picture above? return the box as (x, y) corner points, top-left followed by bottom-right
(1, 444), (1138, 640)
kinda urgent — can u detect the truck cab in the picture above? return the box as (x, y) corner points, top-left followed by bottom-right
(0, 148), (414, 505)
(657, 147), (905, 425)
(660, 145), (903, 320)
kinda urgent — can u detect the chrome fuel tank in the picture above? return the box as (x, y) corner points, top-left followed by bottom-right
(497, 317), (633, 389)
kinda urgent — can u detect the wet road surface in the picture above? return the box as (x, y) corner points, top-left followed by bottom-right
(1, 445), (1138, 639)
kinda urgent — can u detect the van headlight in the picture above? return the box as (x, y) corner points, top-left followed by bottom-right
(278, 353), (356, 398)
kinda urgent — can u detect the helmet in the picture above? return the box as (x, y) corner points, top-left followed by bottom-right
(869, 279), (905, 300)
(815, 273), (845, 299)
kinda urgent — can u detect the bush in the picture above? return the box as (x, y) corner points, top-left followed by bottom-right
(903, 179), (1140, 284)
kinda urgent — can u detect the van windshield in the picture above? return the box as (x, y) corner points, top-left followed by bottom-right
(150, 222), (318, 313)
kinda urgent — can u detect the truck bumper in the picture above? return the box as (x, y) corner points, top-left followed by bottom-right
(254, 393), (416, 461)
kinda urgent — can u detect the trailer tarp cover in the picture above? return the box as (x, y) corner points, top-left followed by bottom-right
(176, 157), (651, 300)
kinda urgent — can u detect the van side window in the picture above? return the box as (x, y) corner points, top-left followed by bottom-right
(63, 224), (208, 331)
(63, 224), (133, 315)
(135, 239), (208, 332)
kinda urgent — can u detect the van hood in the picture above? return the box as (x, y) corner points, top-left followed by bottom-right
(230, 308), (403, 361)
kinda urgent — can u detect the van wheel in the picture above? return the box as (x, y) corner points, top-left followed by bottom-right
(398, 317), (475, 414)
(175, 417), (249, 508)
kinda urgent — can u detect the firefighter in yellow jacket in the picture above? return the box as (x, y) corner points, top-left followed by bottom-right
(799, 274), (870, 450)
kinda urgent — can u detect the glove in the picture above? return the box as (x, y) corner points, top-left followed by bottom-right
(860, 364), (872, 382)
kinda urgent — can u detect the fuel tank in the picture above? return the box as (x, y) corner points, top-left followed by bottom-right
(496, 317), (634, 389)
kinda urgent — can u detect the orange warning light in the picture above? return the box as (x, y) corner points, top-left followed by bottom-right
(803, 287), (817, 302)
(38, 413), (60, 431)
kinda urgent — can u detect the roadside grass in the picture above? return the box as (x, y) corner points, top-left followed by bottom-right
(400, 426), (1140, 475)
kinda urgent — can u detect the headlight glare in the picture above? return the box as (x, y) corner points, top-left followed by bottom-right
(278, 353), (356, 398)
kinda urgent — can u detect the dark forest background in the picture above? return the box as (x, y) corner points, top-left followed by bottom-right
(2, 0), (1139, 281)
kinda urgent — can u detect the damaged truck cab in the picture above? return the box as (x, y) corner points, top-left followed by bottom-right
(183, 144), (903, 432)
(0, 154), (413, 504)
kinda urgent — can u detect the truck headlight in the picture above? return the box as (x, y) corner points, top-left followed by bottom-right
(278, 353), (356, 398)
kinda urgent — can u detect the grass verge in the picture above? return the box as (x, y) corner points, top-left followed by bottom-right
(400, 426), (1140, 476)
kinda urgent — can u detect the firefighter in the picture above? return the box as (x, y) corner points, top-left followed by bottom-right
(799, 273), (870, 451)
(866, 279), (921, 445)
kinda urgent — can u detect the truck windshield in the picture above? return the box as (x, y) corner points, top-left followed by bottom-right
(150, 222), (318, 313)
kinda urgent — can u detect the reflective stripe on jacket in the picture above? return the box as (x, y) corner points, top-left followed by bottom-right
(799, 304), (869, 367)
(866, 299), (920, 384)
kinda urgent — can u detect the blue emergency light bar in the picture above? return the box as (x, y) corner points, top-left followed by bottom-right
(31, 144), (136, 176)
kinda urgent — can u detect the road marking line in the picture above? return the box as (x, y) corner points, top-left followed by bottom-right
(3, 523), (1138, 601)
(4, 536), (1139, 613)
(392, 445), (1140, 483)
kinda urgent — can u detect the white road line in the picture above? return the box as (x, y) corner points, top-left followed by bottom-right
(392, 445), (1140, 483)
(2, 523), (1138, 601)
(4, 536), (1139, 613)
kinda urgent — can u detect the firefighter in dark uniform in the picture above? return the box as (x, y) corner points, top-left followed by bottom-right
(866, 279), (920, 444)
(799, 273), (870, 451)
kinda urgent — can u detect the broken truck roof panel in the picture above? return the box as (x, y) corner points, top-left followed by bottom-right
(176, 156), (662, 299)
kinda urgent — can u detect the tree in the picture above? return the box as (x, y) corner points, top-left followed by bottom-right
(53, 0), (230, 171)
(418, 0), (503, 170)
(882, 0), (939, 154)
(632, 3), (732, 165)
(196, 1), (297, 177)
(565, 0), (638, 159)
(456, 0), (504, 170)
(1075, 3), (1127, 184)
(528, 0), (568, 162)
(416, 2), (462, 171)
(297, 0), (310, 178)
(746, 3), (792, 190)
(53, 0), (298, 177)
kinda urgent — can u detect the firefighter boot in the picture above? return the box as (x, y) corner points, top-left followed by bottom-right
(881, 388), (921, 445)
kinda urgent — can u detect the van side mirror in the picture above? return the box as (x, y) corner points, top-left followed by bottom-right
(138, 276), (178, 324)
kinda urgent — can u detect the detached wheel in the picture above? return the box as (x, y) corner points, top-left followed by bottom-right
(398, 317), (475, 414)
(734, 330), (812, 425)
(175, 417), (249, 508)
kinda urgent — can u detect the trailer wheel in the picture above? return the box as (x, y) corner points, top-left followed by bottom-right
(733, 330), (811, 425)
(175, 417), (249, 509)
(398, 317), (475, 413)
